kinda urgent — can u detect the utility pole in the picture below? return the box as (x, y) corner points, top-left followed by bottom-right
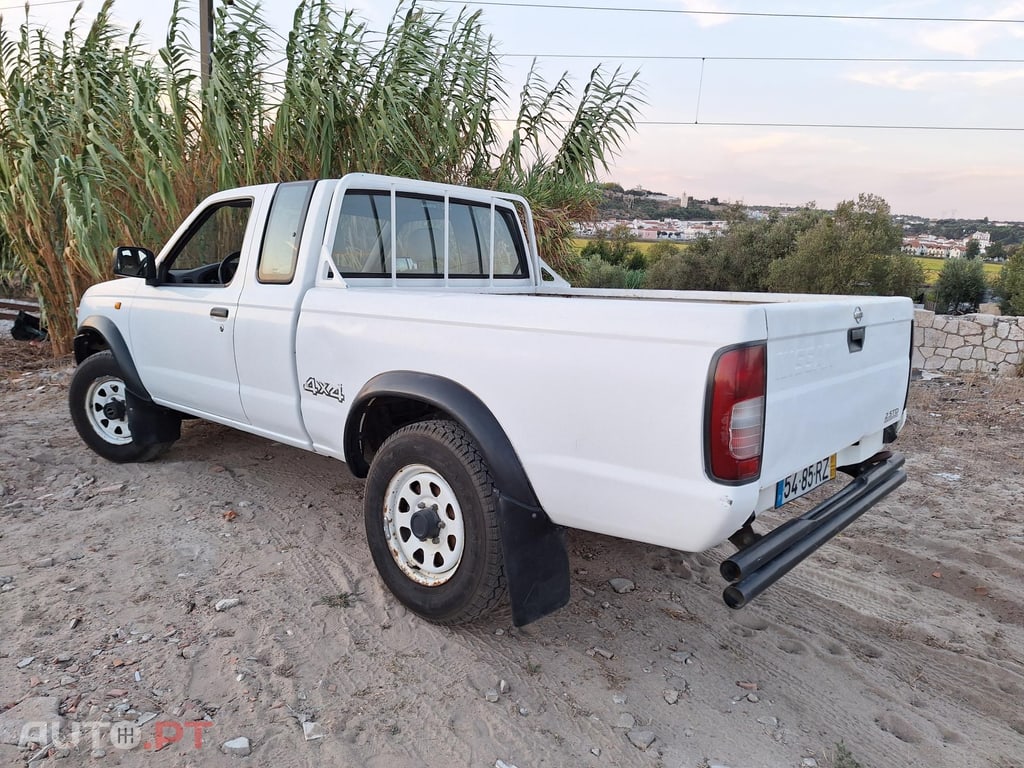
(199, 0), (214, 91)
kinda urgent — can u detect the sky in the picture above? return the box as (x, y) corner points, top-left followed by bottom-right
(3, 0), (1024, 221)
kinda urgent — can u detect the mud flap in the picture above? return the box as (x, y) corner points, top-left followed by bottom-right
(126, 391), (181, 447)
(496, 494), (570, 626)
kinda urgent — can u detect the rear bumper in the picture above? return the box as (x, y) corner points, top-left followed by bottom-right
(720, 452), (906, 608)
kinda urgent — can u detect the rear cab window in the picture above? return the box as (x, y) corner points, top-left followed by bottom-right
(330, 188), (528, 281)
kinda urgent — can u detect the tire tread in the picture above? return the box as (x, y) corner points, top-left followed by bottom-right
(366, 419), (507, 625)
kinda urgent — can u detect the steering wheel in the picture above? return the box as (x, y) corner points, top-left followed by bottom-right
(218, 251), (241, 284)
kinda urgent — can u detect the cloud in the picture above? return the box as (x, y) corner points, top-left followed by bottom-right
(676, 0), (733, 28)
(722, 132), (863, 155)
(917, 1), (1024, 54)
(847, 67), (1024, 91)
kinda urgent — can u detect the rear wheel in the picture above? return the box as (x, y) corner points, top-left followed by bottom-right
(363, 419), (506, 624)
(69, 351), (176, 463)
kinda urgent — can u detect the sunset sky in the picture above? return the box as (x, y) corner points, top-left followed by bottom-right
(5, 1), (1024, 220)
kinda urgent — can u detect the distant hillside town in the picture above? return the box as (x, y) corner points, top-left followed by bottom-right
(900, 231), (1000, 260)
(585, 183), (1022, 258)
(575, 217), (729, 241)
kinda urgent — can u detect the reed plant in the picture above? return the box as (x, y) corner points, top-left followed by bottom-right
(0, 0), (640, 354)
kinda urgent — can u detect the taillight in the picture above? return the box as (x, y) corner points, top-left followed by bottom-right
(705, 342), (767, 483)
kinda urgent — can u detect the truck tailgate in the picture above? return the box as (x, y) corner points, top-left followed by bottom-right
(759, 296), (912, 507)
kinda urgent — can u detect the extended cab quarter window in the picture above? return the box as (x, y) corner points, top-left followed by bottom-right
(334, 190), (526, 278)
(161, 200), (252, 285)
(258, 181), (315, 284)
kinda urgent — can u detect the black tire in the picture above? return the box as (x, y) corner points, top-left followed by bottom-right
(68, 351), (175, 463)
(363, 419), (506, 625)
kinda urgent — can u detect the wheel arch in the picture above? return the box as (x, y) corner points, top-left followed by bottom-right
(346, 371), (570, 626)
(73, 315), (151, 402)
(344, 371), (537, 507)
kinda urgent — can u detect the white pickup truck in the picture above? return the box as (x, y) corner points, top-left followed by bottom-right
(70, 174), (911, 626)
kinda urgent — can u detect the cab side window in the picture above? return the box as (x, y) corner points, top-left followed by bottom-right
(258, 181), (315, 284)
(162, 200), (252, 285)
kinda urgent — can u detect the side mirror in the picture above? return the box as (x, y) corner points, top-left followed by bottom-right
(112, 246), (156, 282)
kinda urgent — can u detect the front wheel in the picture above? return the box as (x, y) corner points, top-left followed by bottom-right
(363, 419), (506, 624)
(69, 351), (176, 463)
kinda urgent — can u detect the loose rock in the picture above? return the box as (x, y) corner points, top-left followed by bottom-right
(30, 557), (54, 568)
(802, 759), (819, 768)
(222, 737), (252, 756)
(499, 679), (511, 695)
(580, 586), (596, 597)
(612, 694), (627, 705)
(593, 647), (614, 660)
(663, 689), (679, 705)
(214, 598), (241, 612)
(484, 689), (500, 703)
(746, 693), (760, 703)
(608, 578), (635, 594)
(495, 761), (518, 768)
(0, 696), (61, 746)
(302, 721), (324, 741)
(16, 657), (34, 669)
(590, 747), (601, 756)
(626, 729), (655, 750)
(615, 713), (636, 729)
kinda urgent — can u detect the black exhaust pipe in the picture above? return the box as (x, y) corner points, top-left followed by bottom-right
(721, 452), (906, 609)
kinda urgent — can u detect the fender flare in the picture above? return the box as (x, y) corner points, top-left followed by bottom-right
(345, 371), (534, 502)
(345, 371), (570, 626)
(73, 315), (152, 402)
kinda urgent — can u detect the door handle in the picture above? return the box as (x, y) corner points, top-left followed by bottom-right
(210, 307), (229, 319)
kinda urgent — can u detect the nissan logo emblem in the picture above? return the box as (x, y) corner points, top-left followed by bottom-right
(853, 306), (864, 324)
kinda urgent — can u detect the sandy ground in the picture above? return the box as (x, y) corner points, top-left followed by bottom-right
(1, 336), (1023, 768)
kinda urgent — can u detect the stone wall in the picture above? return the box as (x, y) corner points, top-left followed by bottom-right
(913, 309), (1024, 375)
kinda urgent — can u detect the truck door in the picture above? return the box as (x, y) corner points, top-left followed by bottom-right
(232, 181), (320, 445)
(130, 190), (270, 423)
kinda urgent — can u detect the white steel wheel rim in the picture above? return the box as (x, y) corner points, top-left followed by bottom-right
(85, 375), (132, 445)
(383, 463), (466, 586)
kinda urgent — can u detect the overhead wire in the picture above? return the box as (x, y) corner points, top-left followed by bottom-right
(502, 54), (1024, 64)
(424, 0), (1024, 24)
(460, 4), (1024, 132)
(0, 0), (79, 9)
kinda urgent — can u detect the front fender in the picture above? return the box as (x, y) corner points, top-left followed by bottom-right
(74, 315), (151, 402)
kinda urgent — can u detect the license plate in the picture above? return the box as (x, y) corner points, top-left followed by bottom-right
(775, 455), (837, 507)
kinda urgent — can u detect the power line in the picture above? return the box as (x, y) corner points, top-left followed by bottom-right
(426, 0), (1024, 24)
(492, 118), (1023, 131)
(637, 121), (1024, 131)
(503, 54), (1024, 64)
(0, 0), (79, 9)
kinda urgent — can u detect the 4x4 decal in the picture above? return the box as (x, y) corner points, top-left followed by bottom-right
(303, 376), (345, 404)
